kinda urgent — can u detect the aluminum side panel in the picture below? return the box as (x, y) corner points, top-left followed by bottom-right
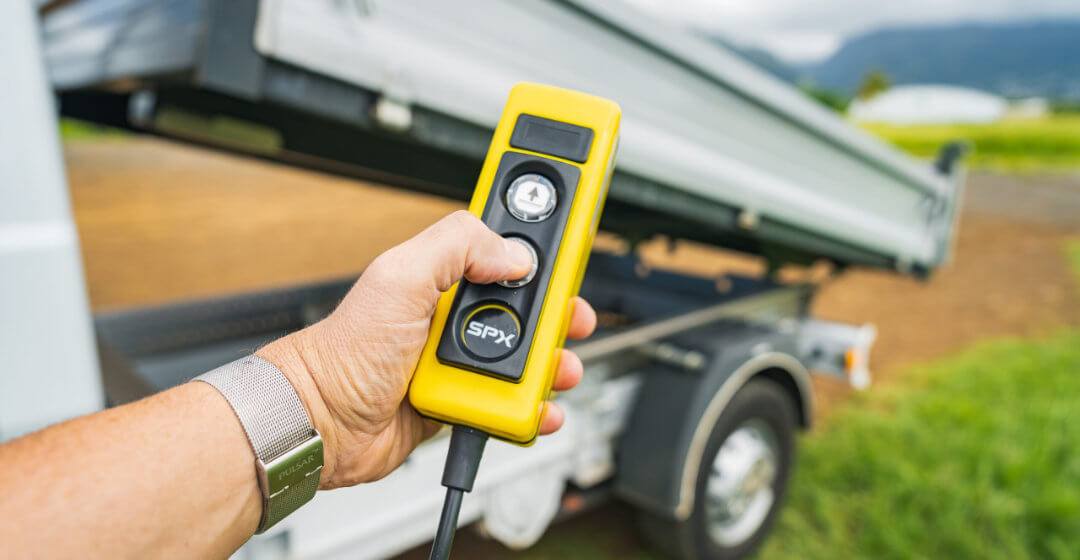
(254, 0), (954, 269)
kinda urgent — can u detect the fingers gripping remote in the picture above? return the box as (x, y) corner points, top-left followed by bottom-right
(409, 83), (621, 444)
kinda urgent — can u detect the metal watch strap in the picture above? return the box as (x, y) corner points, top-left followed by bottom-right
(194, 355), (323, 533)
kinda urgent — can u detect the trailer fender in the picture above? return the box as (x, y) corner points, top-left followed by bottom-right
(615, 336), (811, 521)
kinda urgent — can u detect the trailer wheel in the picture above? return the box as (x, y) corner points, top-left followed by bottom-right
(637, 378), (797, 560)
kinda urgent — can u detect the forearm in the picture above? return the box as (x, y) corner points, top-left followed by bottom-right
(0, 382), (261, 558)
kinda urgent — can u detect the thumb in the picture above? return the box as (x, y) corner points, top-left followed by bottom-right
(373, 211), (534, 304)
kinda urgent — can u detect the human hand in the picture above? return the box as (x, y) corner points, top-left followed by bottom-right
(258, 211), (597, 489)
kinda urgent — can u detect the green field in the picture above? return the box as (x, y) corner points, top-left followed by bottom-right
(757, 243), (1080, 560)
(863, 115), (1080, 172)
(758, 329), (1080, 560)
(59, 118), (128, 141)
(1068, 239), (1080, 284)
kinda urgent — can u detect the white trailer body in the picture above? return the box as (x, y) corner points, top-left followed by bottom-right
(42, 0), (965, 275)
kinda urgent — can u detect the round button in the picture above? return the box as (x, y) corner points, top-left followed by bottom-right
(459, 304), (521, 360)
(505, 173), (557, 222)
(497, 237), (539, 289)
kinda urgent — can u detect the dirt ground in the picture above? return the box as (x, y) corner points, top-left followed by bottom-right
(68, 138), (1080, 377)
(66, 137), (1080, 558)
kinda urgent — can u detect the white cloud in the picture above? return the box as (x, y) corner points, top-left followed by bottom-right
(741, 31), (843, 64)
(623, 0), (1080, 63)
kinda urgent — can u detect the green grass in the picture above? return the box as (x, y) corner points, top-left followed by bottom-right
(1067, 239), (1080, 285)
(759, 330), (1080, 560)
(862, 115), (1080, 172)
(59, 118), (128, 141)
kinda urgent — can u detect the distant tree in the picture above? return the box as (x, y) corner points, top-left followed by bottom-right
(799, 84), (850, 112)
(1051, 100), (1080, 114)
(856, 70), (892, 100)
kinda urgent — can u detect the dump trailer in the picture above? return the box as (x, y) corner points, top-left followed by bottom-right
(4, 0), (962, 558)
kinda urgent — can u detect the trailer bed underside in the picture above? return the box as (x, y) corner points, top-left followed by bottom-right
(94, 252), (810, 404)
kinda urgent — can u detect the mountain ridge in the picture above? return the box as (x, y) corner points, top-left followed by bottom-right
(804, 19), (1080, 100)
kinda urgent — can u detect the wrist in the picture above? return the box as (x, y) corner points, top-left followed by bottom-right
(256, 328), (342, 489)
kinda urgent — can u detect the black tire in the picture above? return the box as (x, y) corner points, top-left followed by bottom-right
(636, 378), (797, 560)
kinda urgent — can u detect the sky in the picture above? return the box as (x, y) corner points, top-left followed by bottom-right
(624, 0), (1080, 63)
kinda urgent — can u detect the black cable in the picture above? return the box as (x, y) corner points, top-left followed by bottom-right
(429, 488), (464, 560)
(428, 426), (489, 560)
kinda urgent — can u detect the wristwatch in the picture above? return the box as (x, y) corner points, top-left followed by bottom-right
(194, 355), (324, 533)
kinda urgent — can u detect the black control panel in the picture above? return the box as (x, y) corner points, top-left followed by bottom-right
(435, 150), (582, 382)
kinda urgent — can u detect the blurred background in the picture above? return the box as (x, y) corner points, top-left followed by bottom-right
(27, 0), (1080, 558)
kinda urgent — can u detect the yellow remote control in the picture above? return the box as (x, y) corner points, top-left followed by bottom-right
(409, 83), (621, 444)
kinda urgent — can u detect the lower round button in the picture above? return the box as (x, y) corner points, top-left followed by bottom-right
(460, 303), (521, 360)
(497, 237), (539, 289)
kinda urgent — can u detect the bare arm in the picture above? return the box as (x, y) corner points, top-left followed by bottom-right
(0, 212), (596, 559)
(0, 383), (262, 557)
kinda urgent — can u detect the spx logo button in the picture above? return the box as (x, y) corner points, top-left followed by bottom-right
(466, 321), (517, 348)
(460, 303), (522, 359)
